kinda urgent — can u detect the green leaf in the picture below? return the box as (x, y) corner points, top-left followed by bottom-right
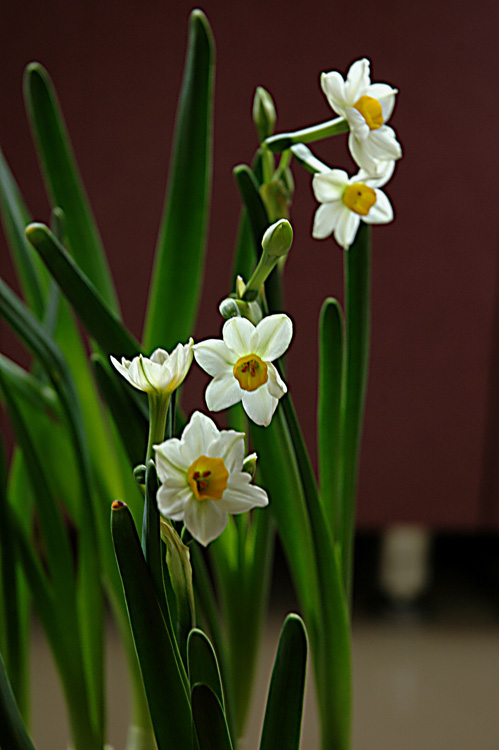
(188, 629), (225, 710)
(233, 165), (269, 259)
(259, 614), (307, 750)
(0, 651), (36, 750)
(191, 684), (233, 750)
(0, 148), (49, 318)
(111, 501), (193, 750)
(339, 223), (371, 599)
(318, 298), (344, 540)
(26, 222), (139, 358)
(23, 63), (120, 313)
(0, 353), (59, 417)
(143, 10), (214, 352)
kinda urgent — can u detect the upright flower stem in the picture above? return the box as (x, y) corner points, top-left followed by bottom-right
(145, 393), (171, 462)
(339, 223), (371, 602)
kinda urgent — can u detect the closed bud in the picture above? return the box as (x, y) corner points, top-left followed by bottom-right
(261, 219), (293, 258)
(242, 452), (258, 479)
(253, 86), (276, 143)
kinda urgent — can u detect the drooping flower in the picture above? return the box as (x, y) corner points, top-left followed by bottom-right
(154, 411), (268, 546)
(110, 340), (193, 395)
(312, 162), (394, 249)
(321, 58), (401, 174)
(193, 314), (293, 426)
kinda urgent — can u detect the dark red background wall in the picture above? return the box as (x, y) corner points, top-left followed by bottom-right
(1, 0), (498, 528)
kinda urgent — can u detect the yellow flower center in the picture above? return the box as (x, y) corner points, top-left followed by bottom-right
(353, 95), (384, 130)
(187, 455), (229, 501)
(233, 354), (268, 392)
(342, 183), (377, 216)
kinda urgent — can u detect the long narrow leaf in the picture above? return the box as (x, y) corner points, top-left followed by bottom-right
(318, 298), (344, 539)
(111, 501), (193, 750)
(23, 63), (119, 313)
(143, 10), (214, 351)
(188, 629), (225, 710)
(0, 652), (35, 750)
(259, 614), (307, 750)
(0, 149), (48, 318)
(233, 165), (269, 256)
(26, 222), (139, 358)
(339, 223), (371, 600)
(191, 684), (233, 750)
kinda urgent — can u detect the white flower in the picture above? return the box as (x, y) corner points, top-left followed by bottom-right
(321, 58), (402, 174)
(110, 340), (193, 395)
(312, 162), (394, 249)
(193, 314), (293, 427)
(154, 411), (268, 546)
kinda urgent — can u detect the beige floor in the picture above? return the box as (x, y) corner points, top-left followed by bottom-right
(29, 610), (499, 750)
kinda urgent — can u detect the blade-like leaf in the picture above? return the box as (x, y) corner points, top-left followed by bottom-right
(0, 353), (59, 417)
(188, 629), (225, 710)
(191, 684), (233, 750)
(0, 148), (48, 318)
(339, 223), (371, 599)
(259, 614), (307, 750)
(26, 222), (139, 358)
(23, 63), (120, 313)
(233, 165), (269, 258)
(0, 652), (36, 750)
(111, 501), (192, 750)
(143, 10), (214, 351)
(318, 298), (344, 539)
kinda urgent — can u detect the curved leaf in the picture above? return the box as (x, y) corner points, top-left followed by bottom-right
(143, 10), (214, 351)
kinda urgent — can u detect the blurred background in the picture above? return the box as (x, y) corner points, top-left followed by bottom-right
(1, 0), (499, 748)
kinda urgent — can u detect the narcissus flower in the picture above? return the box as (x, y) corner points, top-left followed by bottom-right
(154, 411), (268, 546)
(312, 162), (393, 249)
(110, 341), (193, 395)
(321, 58), (401, 174)
(194, 315), (293, 427)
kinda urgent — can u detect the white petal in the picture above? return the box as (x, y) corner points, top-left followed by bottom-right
(320, 71), (347, 116)
(363, 190), (393, 224)
(345, 58), (370, 104)
(166, 340), (194, 389)
(312, 170), (348, 203)
(157, 484), (191, 520)
(110, 356), (134, 387)
(312, 202), (342, 240)
(154, 438), (187, 483)
(183, 499), (227, 546)
(357, 160), (395, 188)
(348, 132), (377, 173)
(242, 386), (278, 426)
(255, 314), (293, 361)
(267, 362), (287, 399)
(335, 209), (360, 249)
(345, 107), (370, 141)
(206, 430), (245, 473)
(216, 473), (269, 513)
(367, 126), (402, 161)
(222, 317), (257, 357)
(180, 411), (220, 461)
(205, 373), (242, 412)
(194, 339), (234, 377)
(367, 83), (397, 122)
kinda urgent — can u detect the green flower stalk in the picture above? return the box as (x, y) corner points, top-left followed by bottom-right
(242, 218), (293, 302)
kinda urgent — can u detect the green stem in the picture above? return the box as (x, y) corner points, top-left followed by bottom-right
(145, 393), (171, 462)
(339, 224), (371, 602)
(264, 117), (349, 153)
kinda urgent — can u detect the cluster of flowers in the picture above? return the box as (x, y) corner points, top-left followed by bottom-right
(111, 313), (292, 545)
(311, 58), (401, 249)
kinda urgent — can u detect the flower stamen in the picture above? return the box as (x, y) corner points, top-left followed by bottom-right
(233, 354), (268, 392)
(187, 456), (229, 501)
(342, 183), (377, 216)
(353, 95), (384, 130)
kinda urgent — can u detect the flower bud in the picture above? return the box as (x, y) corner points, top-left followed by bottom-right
(242, 452), (258, 479)
(253, 86), (276, 143)
(133, 464), (147, 485)
(219, 297), (241, 320)
(261, 219), (293, 258)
